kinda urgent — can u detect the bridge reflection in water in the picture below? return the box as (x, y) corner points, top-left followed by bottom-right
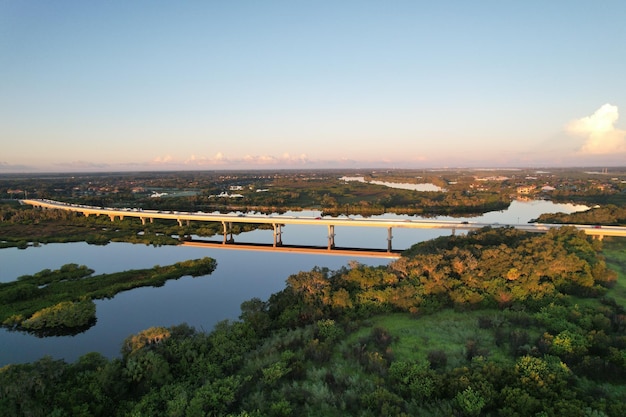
(182, 240), (402, 258)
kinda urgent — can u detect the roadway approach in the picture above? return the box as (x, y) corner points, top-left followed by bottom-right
(21, 199), (626, 258)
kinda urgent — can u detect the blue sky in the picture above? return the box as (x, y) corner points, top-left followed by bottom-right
(1, 1), (625, 172)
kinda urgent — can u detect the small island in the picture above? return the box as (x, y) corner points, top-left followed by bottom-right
(0, 257), (216, 335)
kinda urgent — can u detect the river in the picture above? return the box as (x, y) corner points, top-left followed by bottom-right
(0, 200), (588, 365)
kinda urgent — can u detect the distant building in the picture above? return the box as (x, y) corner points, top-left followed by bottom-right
(211, 192), (243, 198)
(516, 186), (535, 194)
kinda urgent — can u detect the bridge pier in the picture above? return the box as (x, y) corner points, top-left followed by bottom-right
(141, 217), (146, 225)
(222, 221), (234, 244)
(387, 227), (393, 252)
(273, 224), (283, 247)
(327, 225), (335, 250)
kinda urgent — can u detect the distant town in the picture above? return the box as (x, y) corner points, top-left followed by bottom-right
(2, 168), (625, 217)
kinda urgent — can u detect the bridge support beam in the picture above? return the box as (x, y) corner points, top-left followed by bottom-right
(222, 221), (234, 244)
(387, 227), (393, 252)
(141, 217), (146, 225)
(273, 224), (282, 247)
(327, 225), (335, 250)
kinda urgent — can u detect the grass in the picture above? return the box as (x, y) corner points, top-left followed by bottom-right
(344, 309), (525, 370)
(602, 237), (626, 306)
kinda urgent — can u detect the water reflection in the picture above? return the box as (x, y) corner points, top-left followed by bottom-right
(0, 245), (389, 365)
(340, 176), (444, 191)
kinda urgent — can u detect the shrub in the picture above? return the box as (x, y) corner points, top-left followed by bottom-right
(427, 349), (448, 370)
(21, 299), (96, 330)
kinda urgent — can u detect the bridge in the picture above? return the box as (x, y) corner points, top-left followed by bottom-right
(21, 199), (626, 256)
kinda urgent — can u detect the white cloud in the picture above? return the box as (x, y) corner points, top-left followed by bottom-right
(0, 161), (30, 171)
(185, 152), (311, 167)
(185, 153), (230, 165)
(152, 155), (173, 164)
(566, 104), (626, 154)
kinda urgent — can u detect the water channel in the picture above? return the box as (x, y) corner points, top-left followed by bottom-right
(0, 200), (588, 365)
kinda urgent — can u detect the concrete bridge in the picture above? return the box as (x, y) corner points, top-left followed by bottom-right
(21, 199), (626, 256)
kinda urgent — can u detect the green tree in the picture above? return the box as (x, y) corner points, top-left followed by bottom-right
(455, 386), (486, 417)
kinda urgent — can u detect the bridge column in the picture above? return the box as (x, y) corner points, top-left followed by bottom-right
(273, 224), (282, 247)
(177, 219), (183, 227)
(387, 227), (393, 252)
(222, 221), (234, 244)
(140, 217), (146, 225)
(327, 225), (335, 250)
(109, 215), (116, 222)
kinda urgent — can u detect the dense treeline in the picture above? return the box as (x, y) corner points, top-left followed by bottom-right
(0, 258), (216, 335)
(268, 227), (616, 326)
(533, 204), (626, 226)
(1, 228), (624, 416)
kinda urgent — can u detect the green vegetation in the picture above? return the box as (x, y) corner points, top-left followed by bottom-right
(1, 229), (625, 416)
(2, 169), (625, 415)
(533, 204), (626, 226)
(0, 258), (216, 335)
(0, 203), (275, 249)
(0, 204), (193, 248)
(20, 300), (96, 333)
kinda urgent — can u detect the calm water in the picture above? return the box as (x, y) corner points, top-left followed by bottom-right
(0, 200), (587, 365)
(340, 176), (444, 191)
